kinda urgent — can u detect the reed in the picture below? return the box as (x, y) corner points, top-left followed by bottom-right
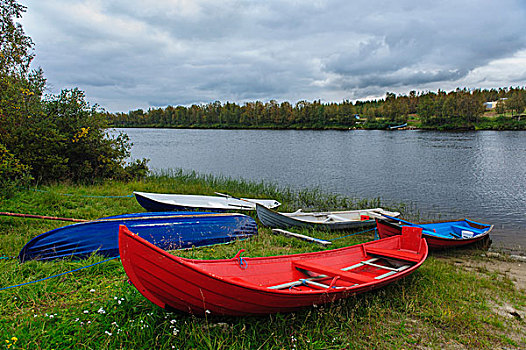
(0, 172), (524, 349)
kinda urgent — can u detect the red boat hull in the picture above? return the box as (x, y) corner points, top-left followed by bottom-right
(119, 225), (428, 316)
(375, 219), (491, 250)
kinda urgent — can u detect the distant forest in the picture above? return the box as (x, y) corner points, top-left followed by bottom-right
(108, 87), (526, 130)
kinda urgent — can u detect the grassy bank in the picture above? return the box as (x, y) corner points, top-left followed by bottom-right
(0, 172), (524, 349)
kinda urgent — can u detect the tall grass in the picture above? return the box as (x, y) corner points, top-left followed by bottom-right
(0, 172), (524, 349)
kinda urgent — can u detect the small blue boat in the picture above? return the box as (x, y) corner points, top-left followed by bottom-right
(18, 212), (257, 262)
(376, 217), (492, 249)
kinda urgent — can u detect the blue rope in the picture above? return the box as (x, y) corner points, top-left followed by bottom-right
(0, 256), (15, 260)
(373, 228), (379, 240)
(28, 188), (133, 198)
(0, 257), (117, 292)
(238, 257), (248, 269)
(330, 227), (376, 241)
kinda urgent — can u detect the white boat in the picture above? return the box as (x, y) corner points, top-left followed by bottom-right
(134, 191), (281, 211)
(256, 204), (400, 231)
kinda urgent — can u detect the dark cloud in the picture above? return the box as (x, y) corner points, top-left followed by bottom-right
(22, 0), (526, 111)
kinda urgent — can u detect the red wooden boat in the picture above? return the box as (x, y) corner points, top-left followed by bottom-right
(376, 218), (493, 250)
(119, 224), (428, 316)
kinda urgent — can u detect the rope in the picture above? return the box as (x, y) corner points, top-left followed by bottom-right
(0, 256), (15, 260)
(28, 188), (133, 198)
(330, 227), (376, 241)
(238, 257), (248, 269)
(0, 212), (87, 222)
(0, 257), (117, 292)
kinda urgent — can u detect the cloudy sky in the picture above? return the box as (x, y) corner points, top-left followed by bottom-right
(22, 0), (526, 112)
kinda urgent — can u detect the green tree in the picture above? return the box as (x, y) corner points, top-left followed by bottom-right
(506, 92), (526, 120)
(0, 0), (147, 187)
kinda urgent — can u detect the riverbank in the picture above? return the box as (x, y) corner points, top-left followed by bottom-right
(109, 116), (526, 131)
(1, 173), (525, 349)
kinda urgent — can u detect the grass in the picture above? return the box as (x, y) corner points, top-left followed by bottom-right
(0, 171), (525, 349)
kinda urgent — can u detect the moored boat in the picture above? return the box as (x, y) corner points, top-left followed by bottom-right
(256, 204), (400, 231)
(119, 224), (428, 316)
(376, 217), (492, 249)
(19, 212), (257, 262)
(134, 191), (281, 212)
(388, 123), (408, 130)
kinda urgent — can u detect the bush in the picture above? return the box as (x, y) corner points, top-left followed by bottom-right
(0, 0), (148, 185)
(0, 143), (32, 196)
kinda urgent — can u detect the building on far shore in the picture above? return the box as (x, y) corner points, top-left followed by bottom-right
(484, 98), (508, 110)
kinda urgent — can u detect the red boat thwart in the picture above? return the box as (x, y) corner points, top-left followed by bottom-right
(119, 225), (428, 316)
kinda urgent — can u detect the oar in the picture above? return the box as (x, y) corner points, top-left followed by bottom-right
(379, 213), (439, 235)
(271, 229), (332, 246)
(0, 212), (87, 222)
(214, 192), (244, 200)
(213, 192), (255, 209)
(378, 213), (426, 228)
(379, 213), (461, 238)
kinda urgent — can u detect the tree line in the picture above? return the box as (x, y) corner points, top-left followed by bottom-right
(109, 88), (526, 130)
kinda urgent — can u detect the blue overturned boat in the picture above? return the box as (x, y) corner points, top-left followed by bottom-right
(18, 212), (258, 262)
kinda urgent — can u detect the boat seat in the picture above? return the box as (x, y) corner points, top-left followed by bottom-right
(365, 247), (421, 263)
(267, 258), (406, 290)
(451, 225), (482, 237)
(293, 260), (374, 284)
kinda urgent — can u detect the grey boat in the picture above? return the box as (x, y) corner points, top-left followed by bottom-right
(256, 204), (400, 231)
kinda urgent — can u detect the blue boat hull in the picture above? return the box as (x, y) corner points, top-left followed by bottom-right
(18, 212), (258, 262)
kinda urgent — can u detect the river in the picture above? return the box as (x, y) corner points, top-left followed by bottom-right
(114, 128), (526, 253)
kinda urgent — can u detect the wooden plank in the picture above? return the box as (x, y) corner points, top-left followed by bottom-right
(293, 260), (374, 284)
(342, 258), (379, 271)
(374, 265), (410, 280)
(267, 276), (326, 290)
(271, 229), (332, 246)
(268, 258), (400, 290)
(361, 260), (402, 271)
